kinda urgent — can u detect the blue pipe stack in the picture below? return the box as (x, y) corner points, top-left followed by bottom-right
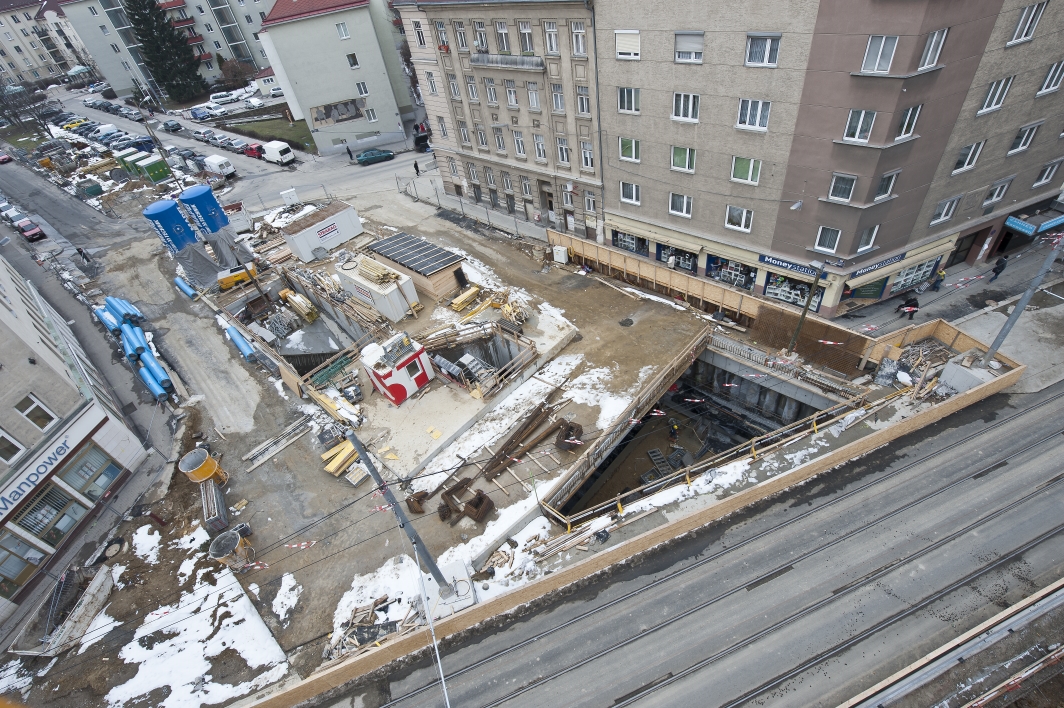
(103, 295), (173, 401)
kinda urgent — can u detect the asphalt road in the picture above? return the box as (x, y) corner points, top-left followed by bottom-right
(326, 382), (1064, 708)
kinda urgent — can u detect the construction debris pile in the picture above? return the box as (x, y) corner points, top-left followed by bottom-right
(872, 337), (961, 399)
(324, 594), (423, 662)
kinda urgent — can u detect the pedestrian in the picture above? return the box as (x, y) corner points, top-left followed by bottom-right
(930, 267), (946, 292)
(345, 145), (352, 160)
(414, 160), (420, 177)
(988, 255), (1008, 282)
(896, 296), (919, 320)
(668, 424), (680, 443)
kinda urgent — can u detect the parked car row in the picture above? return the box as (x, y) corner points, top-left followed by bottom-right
(44, 111), (156, 152)
(0, 194), (44, 243)
(73, 98), (145, 121)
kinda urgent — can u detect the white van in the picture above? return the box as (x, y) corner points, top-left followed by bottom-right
(204, 154), (236, 177)
(210, 91), (239, 105)
(90, 124), (117, 139)
(262, 140), (295, 165)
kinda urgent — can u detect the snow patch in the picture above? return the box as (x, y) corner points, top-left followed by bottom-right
(273, 378), (289, 400)
(110, 564), (127, 590)
(78, 605), (120, 654)
(0, 660), (31, 694)
(332, 555), (422, 636)
(624, 287), (686, 311)
(271, 573), (302, 626)
(170, 522), (210, 552)
(132, 525), (161, 565)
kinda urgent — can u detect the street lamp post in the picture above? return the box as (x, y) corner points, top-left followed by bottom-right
(786, 259), (825, 355)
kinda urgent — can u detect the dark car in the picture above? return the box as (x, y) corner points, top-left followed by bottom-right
(160, 120), (182, 133)
(15, 219), (44, 241)
(355, 148), (395, 166)
(0, 153), (11, 164)
(50, 113), (75, 125)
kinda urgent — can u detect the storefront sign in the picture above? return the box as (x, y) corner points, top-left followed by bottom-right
(757, 255), (825, 278)
(1037, 214), (1064, 233)
(316, 222), (339, 243)
(850, 252), (906, 278)
(1004, 216), (1037, 236)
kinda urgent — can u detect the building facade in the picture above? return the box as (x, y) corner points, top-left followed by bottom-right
(395, 0), (603, 236)
(595, 0), (1064, 317)
(0, 254), (147, 621)
(260, 0), (420, 155)
(0, 0), (91, 85)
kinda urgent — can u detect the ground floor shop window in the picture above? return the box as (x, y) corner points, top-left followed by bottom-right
(656, 244), (698, 273)
(706, 256), (756, 290)
(60, 445), (121, 502)
(0, 532), (44, 598)
(889, 257), (938, 294)
(14, 486), (87, 548)
(843, 277), (888, 300)
(611, 230), (649, 256)
(764, 272), (823, 310)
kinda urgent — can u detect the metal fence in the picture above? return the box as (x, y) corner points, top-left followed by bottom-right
(396, 174), (549, 242)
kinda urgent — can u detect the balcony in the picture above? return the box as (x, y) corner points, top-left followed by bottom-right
(196, 52), (212, 61)
(470, 53), (544, 72)
(171, 16), (195, 27)
(186, 34), (204, 44)
(158, 0), (185, 7)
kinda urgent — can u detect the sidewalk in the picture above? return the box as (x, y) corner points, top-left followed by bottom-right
(399, 174), (549, 241)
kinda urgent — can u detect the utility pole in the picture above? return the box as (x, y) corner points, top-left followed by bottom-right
(979, 235), (1062, 367)
(787, 260), (825, 354)
(344, 431), (454, 597)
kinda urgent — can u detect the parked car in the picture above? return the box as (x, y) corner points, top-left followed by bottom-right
(243, 97), (264, 110)
(107, 104), (125, 114)
(175, 148), (197, 159)
(269, 87), (284, 98)
(355, 148), (394, 166)
(160, 120), (182, 133)
(191, 129), (214, 142)
(243, 143), (263, 159)
(15, 219), (44, 242)
(50, 113), (75, 125)
(100, 133), (129, 146)
(72, 123), (99, 136)
(39, 107), (62, 119)
(262, 141), (295, 165)
(208, 134), (232, 148)
(3, 209), (26, 224)
(210, 91), (238, 105)
(226, 138), (248, 153)
(62, 120), (87, 131)
(0, 153), (10, 164)
(204, 103), (228, 117)
(87, 82), (110, 93)
(189, 107), (211, 121)
(82, 96), (98, 106)
(125, 110), (145, 122)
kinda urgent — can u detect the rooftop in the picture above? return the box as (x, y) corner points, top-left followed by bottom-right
(261, 0), (367, 27)
(369, 232), (464, 276)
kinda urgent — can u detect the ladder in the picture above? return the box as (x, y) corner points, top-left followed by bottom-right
(646, 448), (672, 477)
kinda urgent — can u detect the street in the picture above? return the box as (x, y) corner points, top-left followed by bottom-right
(328, 381), (1064, 708)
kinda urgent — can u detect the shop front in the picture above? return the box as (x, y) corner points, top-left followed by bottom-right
(758, 256), (827, 311)
(705, 255), (757, 291)
(655, 243), (699, 274)
(611, 229), (650, 257)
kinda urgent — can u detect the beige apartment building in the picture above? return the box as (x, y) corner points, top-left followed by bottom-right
(394, 0), (603, 237)
(0, 0), (90, 85)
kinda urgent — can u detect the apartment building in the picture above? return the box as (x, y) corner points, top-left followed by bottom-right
(394, 0), (603, 236)
(0, 254), (146, 621)
(0, 0), (89, 85)
(596, 1), (1064, 318)
(260, 0), (420, 154)
(61, 0), (275, 97)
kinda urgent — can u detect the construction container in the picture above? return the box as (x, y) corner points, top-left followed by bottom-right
(178, 448), (229, 485)
(135, 155), (172, 184)
(208, 529), (254, 570)
(335, 257), (419, 323)
(112, 147), (139, 171)
(200, 479), (228, 532)
(217, 263), (256, 290)
(280, 201), (363, 262)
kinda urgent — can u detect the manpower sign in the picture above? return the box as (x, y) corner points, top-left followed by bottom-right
(0, 407), (106, 517)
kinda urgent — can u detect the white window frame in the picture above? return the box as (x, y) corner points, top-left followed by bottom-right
(0, 427), (24, 464)
(556, 136), (570, 163)
(485, 81), (496, 108)
(527, 81), (539, 109)
(425, 71), (437, 95)
(737, 98), (770, 130)
(618, 87), (640, 113)
(551, 83), (564, 112)
(1009, 2), (1046, 45)
(674, 31), (703, 64)
(562, 190), (573, 207)
(671, 146), (695, 172)
(467, 162), (479, 182)
(458, 120), (470, 144)
(335, 21), (349, 40)
(979, 76), (1013, 113)
(466, 75), (478, 101)
(454, 21), (467, 50)
(434, 20), (448, 47)
(346, 52), (360, 69)
(512, 130), (525, 156)
(534, 134), (546, 160)
(15, 395), (56, 430)
(437, 116), (448, 138)
(412, 20), (425, 47)
(953, 140), (984, 173)
(983, 180), (1010, 206)
(815, 226), (841, 253)
(731, 156), (761, 185)
(519, 20), (533, 53)
(619, 181), (641, 205)
(619, 137), (640, 162)
(672, 92), (700, 122)
(896, 104), (921, 138)
(473, 21), (486, 51)
(875, 171), (899, 200)
(365, 108), (377, 122)
(857, 224), (879, 252)
(725, 205), (753, 233)
(448, 74), (460, 99)
(829, 173), (857, 202)
(495, 20), (510, 53)
(862, 35), (898, 73)
(615, 29), (639, 60)
(584, 191), (596, 212)
(919, 28), (947, 69)
(355, 81), (368, 97)
(930, 196), (961, 224)
(1009, 124), (1039, 154)
(505, 79), (518, 107)
(484, 168), (495, 187)
(544, 21), (558, 54)
(522, 176), (533, 196)
(571, 21), (586, 56)
(577, 85), (590, 115)
(844, 109), (876, 142)
(1033, 160), (1061, 186)
(746, 35), (780, 67)
(580, 141), (594, 169)
(502, 172), (512, 191)
(1038, 61), (1064, 95)
(494, 126), (506, 152)
(669, 193), (693, 218)
(476, 124), (487, 147)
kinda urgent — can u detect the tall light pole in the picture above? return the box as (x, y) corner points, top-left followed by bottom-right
(787, 259), (826, 354)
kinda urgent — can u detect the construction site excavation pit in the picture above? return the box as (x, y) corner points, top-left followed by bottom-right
(558, 342), (856, 517)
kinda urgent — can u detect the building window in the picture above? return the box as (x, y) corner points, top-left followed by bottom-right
(1038, 61), (1064, 94)
(585, 190), (596, 212)
(571, 21), (586, 56)
(673, 92), (699, 121)
(544, 21), (558, 54)
(1034, 160), (1060, 186)
(60, 446), (120, 502)
(1009, 124), (1039, 154)
(258, 11), (265, 20)
(930, 196), (961, 224)
(953, 140), (984, 172)
(551, 83), (564, 112)
(984, 180), (1010, 206)
(522, 176), (532, 196)
(534, 134), (546, 160)
(484, 77), (497, 103)
(448, 73), (460, 99)
(618, 87), (639, 113)
(495, 20), (510, 53)
(844, 109), (876, 142)
(815, 226), (841, 253)
(890, 258), (939, 293)
(829, 174), (856, 201)
(476, 124), (487, 147)
(619, 181), (641, 204)
(448, 157), (458, 176)
(619, 137), (640, 162)
(919, 28), (948, 69)
(615, 30), (639, 59)
(862, 35), (898, 73)
(518, 20), (533, 53)
(425, 71), (436, 94)
(671, 146), (695, 172)
(493, 126), (506, 151)
(15, 486), (86, 546)
(527, 81), (539, 109)
(562, 190), (573, 207)
(89, 6), (98, 15)
(980, 76), (1013, 113)
(746, 35), (780, 67)
(502, 172), (513, 191)
(435, 20), (448, 47)
(580, 141), (593, 169)
(613, 231), (648, 254)
(484, 167), (495, 186)
(669, 193), (693, 217)
(351, 81), (366, 96)
(213, 40), (222, 49)
(466, 75), (478, 101)
(204, 61), (213, 70)
(875, 171), (899, 200)
(204, 22), (214, 32)
(450, 21), (466, 50)
(473, 20), (486, 51)
(857, 225), (879, 251)
(8, 14), (16, 23)
(896, 104), (921, 138)
(512, 130), (525, 155)
(556, 136), (570, 163)
(343, 52), (358, 68)
(675, 31), (703, 63)
(110, 43), (120, 53)
(1010, 2), (1046, 44)
(99, 24), (108, 34)
(365, 108), (377, 122)
(467, 163), (479, 182)
(737, 98), (770, 130)
(576, 85), (590, 115)
(412, 21), (425, 47)
(504, 79), (517, 106)
(0, 428), (23, 464)
(437, 116), (447, 138)
(731, 156), (761, 184)
(725, 205), (753, 232)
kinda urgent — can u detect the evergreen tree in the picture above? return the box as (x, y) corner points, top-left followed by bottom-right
(124, 0), (207, 103)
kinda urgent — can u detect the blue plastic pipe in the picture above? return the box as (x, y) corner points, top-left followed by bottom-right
(105, 296), (134, 322)
(121, 299), (146, 322)
(226, 326), (257, 362)
(105, 300), (127, 325)
(131, 326), (150, 353)
(174, 277), (198, 299)
(120, 324), (145, 354)
(121, 334), (138, 362)
(94, 308), (121, 333)
(137, 365), (168, 401)
(138, 350), (173, 390)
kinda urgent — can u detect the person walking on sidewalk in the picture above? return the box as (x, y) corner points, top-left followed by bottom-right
(346, 145), (353, 160)
(988, 255), (1008, 282)
(930, 267), (946, 292)
(414, 160), (420, 177)
(896, 295), (920, 320)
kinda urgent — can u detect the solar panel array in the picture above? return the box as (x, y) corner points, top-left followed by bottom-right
(369, 233), (464, 276)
